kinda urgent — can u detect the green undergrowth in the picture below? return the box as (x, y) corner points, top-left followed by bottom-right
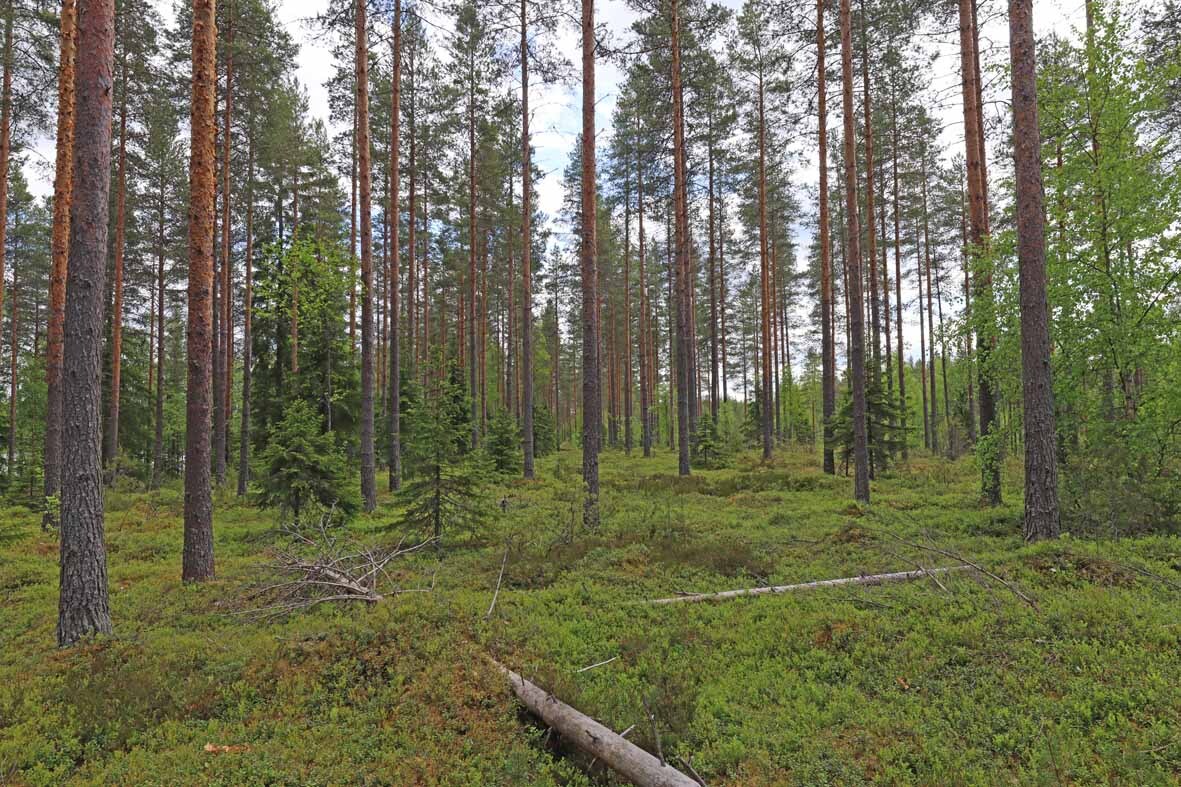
(2, 449), (1179, 785)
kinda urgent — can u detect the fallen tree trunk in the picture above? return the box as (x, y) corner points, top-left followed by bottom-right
(494, 662), (699, 787)
(647, 566), (970, 605)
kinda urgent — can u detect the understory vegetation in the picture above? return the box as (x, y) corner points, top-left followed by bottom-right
(3, 448), (1179, 785)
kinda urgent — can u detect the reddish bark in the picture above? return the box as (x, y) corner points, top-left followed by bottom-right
(183, 0), (218, 583)
(45, 0), (77, 522)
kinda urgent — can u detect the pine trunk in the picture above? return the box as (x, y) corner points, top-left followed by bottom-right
(1009, 0), (1060, 540)
(581, 0), (600, 528)
(388, 0), (403, 491)
(671, 0), (691, 476)
(58, 0), (117, 646)
(840, 0), (870, 502)
(357, 0), (377, 512)
(45, 0), (77, 523)
(183, 0), (218, 583)
(818, 0), (835, 474)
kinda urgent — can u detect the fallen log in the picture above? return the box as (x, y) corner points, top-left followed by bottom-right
(646, 565), (970, 605)
(494, 662), (699, 787)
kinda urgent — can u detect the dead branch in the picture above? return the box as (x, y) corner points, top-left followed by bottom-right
(241, 513), (436, 618)
(645, 566), (970, 605)
(492, 660), (698, 787)
(485, 543), (511, 620)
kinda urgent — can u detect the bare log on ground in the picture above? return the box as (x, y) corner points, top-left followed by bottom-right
(241, 514), (435, 618)
(646, 566), (970, 605)
(493, 661), (699, 787)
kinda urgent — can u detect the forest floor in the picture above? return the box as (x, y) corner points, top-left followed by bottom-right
(2, 448), (1180, 786)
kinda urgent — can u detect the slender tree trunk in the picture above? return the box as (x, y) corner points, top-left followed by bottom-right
(388, 0), (402, 491)
(891, 99), (907, 459)
(0, 4), (12, 408)
(916, 214), (929, 450)
(707, 125), (719, 423)
(636, 137), (651, 458)
(860, 4), (881, 374)
(357, 0), (377, 512)
(670, 0), (691, 476)
(183, 0), (218, 583)
(756, 71), (773, 461)
(519, 0), (535, 477)
(623, 161), (634, 453)
(7, 235), (17, 478)
(840, 0), (870, 502)
(959, 0), (1001, 504)
(1010, 0), (1060, 540)
(153, 176), (167, 489)
(237, 136), (254, 496)
(104, 34), (128, 477)
(581, 0), (600, 528)
(58, 0), (117, 646)
(921, 150), (938, 452)
(818, 0), (834, 474)
(45, 0), (77, 526)
(220, 1), (235, 483)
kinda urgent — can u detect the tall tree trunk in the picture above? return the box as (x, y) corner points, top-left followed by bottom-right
(153, 174), (167, 489)
(670, 0), (691, 476)
(921, 150), (938, 452)
(707, 122), (719, 423)
(237, 135), (254, 496)
(891, 96), (907, 460)
(357, 0), (377, 512)
(58, 0), (116, 646)
(104, 32), (128, 477)
(959, 0), (1001, 504)
(0, 4), (12, 406)
(636, 134), (651, 458)
(519, 0), (534, 477)
(581, 0), (600, 528)
(859, 2), (881, 374)
(8, 233), (17, 479)
(916, 214), (929, 450)
(1009, 0), (1060, 540)
(183, 0), (218, 583)
(45, 0), (77, 526)
(388, 0), (402, 491)
(623, 157), (634, 453)
(218, 0), (234, 485)
(840, 0), (870, 502)
(466, 45), (479, 451)
(818, 0), (834, 474)
(756, 70), (773, 461)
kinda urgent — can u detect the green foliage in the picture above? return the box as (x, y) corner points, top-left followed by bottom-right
(829, 375), (908, 476)
(253, 399), (358, 525)
(531, 404), (558, 458)
(251, 237), (360, 462)
(484, 409), (522, 476)
(692, 414), (730, 469)
(399, 352), (491, 545)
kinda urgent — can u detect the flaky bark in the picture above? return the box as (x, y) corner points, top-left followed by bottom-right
(184, 0), (218, 583)
(1009, 0), (1060, 540)
(840, 0), (870, 502)
(0, 5), (12, 427)
(58, 0), (117, 647)
(357, 0), (377, 512)
(45, 0), (77, 522)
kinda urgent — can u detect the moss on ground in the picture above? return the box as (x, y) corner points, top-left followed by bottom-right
(2, 448), (1179, 785)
